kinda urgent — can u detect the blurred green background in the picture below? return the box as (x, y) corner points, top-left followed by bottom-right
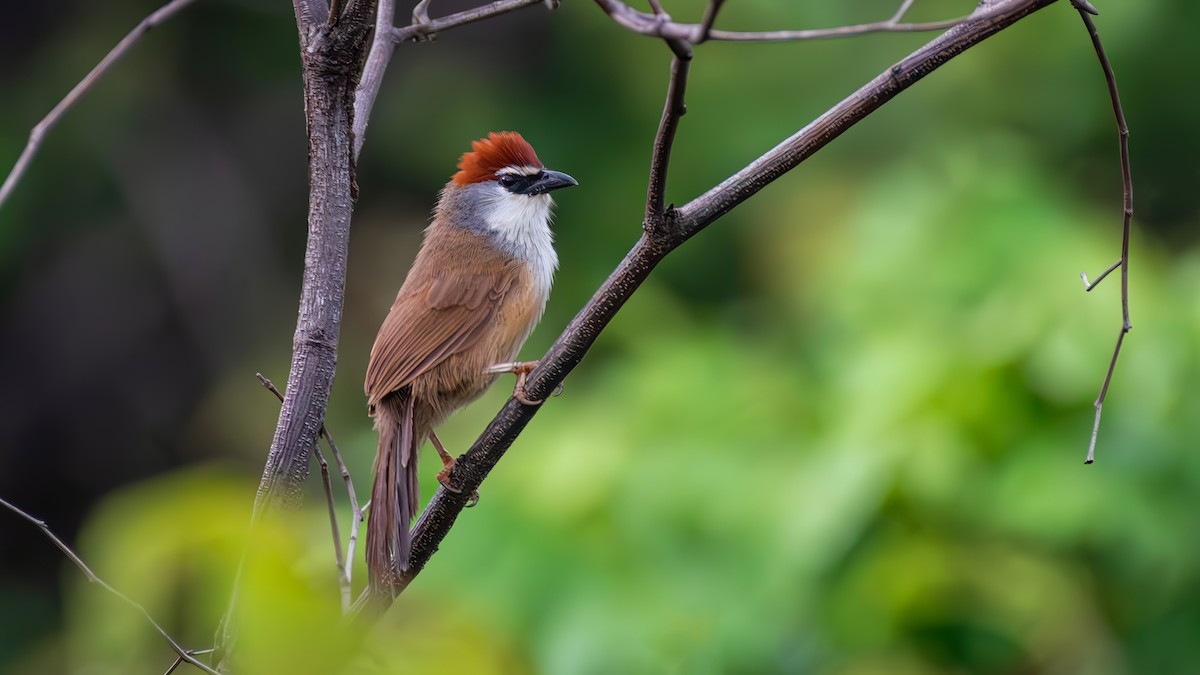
(2, 0), (1198, 673)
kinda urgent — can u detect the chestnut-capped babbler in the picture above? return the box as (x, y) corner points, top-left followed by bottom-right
(364, 132), (577, 593)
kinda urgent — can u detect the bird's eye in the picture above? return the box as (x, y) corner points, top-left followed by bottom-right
(498, 174), (518, 188)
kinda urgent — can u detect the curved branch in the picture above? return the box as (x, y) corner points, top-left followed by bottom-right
(1076, 6), (1132, 464)
(350, 0), (1059, 618)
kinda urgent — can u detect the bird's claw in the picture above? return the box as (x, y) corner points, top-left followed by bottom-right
(436, 458), (479, 505)
(514, 370), (543, 406)
(436, 458), (461, 494)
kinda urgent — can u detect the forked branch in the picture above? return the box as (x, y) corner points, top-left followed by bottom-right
(1073, 4), (1132, 464)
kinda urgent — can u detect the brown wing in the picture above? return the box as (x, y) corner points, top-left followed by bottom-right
(364, 263), (521, 407)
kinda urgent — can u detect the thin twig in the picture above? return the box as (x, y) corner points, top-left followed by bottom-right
(645, 53), (692, 226)
(0, 0), (202, 211)
(0, 498), (220, 674)
(389, 0), (549, 41)
(256, 373), (357, 609)
(695, 0), (726, 44)
(314, 447), (349, 608)
(1075, 6), (1132, 464)
(1081, 258), (1120, 290)
(354, 0), (398, 159)
(322, 425), (363, 598)
(164, 649), (214, 675)
(592, 0), (1003, 44)
(889, 0), (918, 23)
(354, 0), (551, 157)
(346, 492), (367, 589)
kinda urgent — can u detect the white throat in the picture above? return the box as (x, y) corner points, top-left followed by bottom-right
(481, 189), (559, 297)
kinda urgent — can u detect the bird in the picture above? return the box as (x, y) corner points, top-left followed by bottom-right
(363, 131), (577, 594)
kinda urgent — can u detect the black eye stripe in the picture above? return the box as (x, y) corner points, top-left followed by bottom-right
(497, 171), (542, 193)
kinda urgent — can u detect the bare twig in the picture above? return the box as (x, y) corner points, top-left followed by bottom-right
(645, 53), (692, 227)
(256, 373), (359, 610)
(592, 0), (1005, 44)
(354, 0), (399, 159)
(342, 0), (1062, 618)
(1081, 258), (1120, 290)
(354, 0), (551, 157)
(889, 0), (918, 23)
(1075, 6), (1132, 464)
(314, 446), (348, 607)
(1, 498), (220, 674)
(695, 0), (726, 43)
(389, 0), (548, 41)
(164, 649), (215, 675)
(323, 425), (363, 597)
(0, 0), (202, 211)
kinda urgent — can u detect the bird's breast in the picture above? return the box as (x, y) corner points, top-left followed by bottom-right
(411, 259), (547, 420)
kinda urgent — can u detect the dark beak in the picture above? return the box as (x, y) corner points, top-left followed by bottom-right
(524, 169), (578, 195)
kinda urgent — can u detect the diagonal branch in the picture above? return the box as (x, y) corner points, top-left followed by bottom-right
(1, 498), (220, 675)
(346, 0), (1060, 619)
(1074, 5), (1132, 464)
(0, 0), (202, 212)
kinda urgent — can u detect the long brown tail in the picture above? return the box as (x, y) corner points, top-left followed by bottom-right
(366, 393), (420, 593)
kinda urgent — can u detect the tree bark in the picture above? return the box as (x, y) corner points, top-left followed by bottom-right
(254, 2), (374, 517)
(216, 3), (375, 670)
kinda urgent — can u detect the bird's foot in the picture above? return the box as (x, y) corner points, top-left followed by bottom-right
(513, 368), (542, 406)
(435, 457), (461, 494)
(431, 431), (461, 493)
(487, 360), (551, 406)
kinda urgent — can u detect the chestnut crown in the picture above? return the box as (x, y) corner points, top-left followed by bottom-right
(452, 131), (577, 196)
